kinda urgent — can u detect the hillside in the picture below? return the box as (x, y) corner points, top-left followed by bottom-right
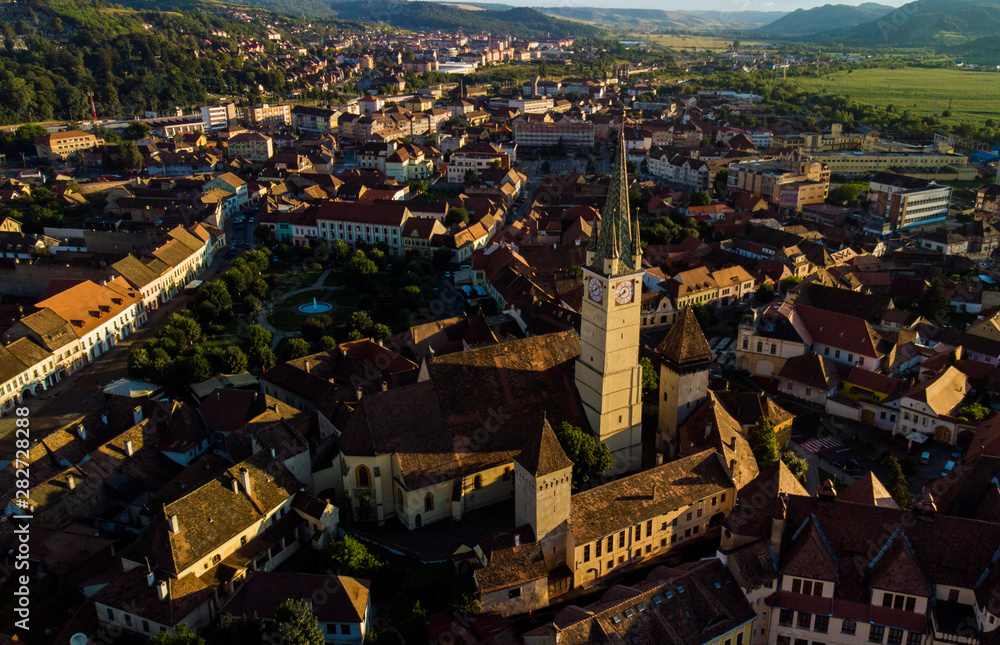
(328, 1), (601, 38)
(538, 7), (719, 31)
(756, 2), (894, 36)
(827, 0), (1000, 46)
(684, 10), (788, 28)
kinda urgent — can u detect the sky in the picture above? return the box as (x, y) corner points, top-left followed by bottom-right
(440, 0), (911, 12)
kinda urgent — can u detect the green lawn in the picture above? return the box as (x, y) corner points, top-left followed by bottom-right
(268, 310), (309, 332)
(198, 337), (240, 350)
(795, 67), (1000, 127)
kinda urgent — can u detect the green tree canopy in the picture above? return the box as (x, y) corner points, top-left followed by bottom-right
(881, 455), (914, 510)
(917, 277), (947, 319)
(326, 535), (384, 578)
(150, 624), (206, 645)
(444, 206), (470, 227)
(689, 191), (712, 207)
(554, 421), (613, 491)
(268, 599), (324, 645)
(755, 282), (775, 305)
(749, 417), (780, 471)
(639, 356), (659, 396)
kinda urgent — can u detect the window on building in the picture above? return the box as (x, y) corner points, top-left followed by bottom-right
(779, 609), (794, 626)
(882, 594), (893, 607)
(697, 508), (703, 518)
(792, 579), (802, 593)
(686, 512), (692, 521)
(619, 531), (626, 548)
(797, 613), (812, 629)
(815, 616), (829, 633)
(356, 465), (371, 488)
(646, 520), (653, 537)
(473, 475), (483, 490)
(584, 545), (590, 562)
(905, 597), (915, 612)
(608, 536), (614, 552)
(672, 518), (678, 527)
(596, 540), (602, 557)
(721, 493), (726, 503)
(870, 625), (885, 643)
(424, 492), (434, 512)
(887, 629), (903, 645)
(757, 341), (763, 352)
(508, 588), (521, 599)
(906, 632), (920, 645)
(842, 619), (857, 634)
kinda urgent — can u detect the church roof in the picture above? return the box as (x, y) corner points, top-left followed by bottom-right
(658, 306), (712, 366)
(515, 417), (573, 477)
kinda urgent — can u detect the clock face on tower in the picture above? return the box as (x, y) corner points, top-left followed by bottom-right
(588, 277), (604, 303)
(615, 280), (634, 306)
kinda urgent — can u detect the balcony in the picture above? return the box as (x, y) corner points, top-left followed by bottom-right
(931, 601), (980, 645)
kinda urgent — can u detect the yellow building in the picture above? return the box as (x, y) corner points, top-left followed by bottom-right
(34, 130), (103, 161)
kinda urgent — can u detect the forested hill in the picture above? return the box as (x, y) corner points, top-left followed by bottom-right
(328, 0), (601, 38)
(823, 0), (1000, 45)
(756, 3), (894, 36)
(0, 0), (353, 126)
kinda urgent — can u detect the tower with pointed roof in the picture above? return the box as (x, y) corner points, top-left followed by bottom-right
(657, 306), (713, 455)
(575, 116), (644, 473)
(514, 416), (574, 567)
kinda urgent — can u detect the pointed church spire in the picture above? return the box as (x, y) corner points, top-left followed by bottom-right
(588, 111), (635, 276)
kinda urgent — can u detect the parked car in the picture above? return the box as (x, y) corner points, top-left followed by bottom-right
(920, 451), (931, 464)
(941, 461), (956, 477)
(951, 447), (963, 460)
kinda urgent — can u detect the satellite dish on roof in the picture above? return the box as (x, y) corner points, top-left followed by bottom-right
(71, 634), (89, 645)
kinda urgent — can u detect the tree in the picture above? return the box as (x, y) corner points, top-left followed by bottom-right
(253, 224), (271, 245)
(554, 421), (613, 492)
(150, 624), (206, 645)
(370, 323), (391, 340)
(917, 277), (946, 318)
(317, 335), (338, 352)
(881, 456), (914, 509)
(689, 191), (712, 207)
(197, 281), (234, 318)
(781, 449), (808, 481)
(128, 347), (151, 378)
(639, 357), (659, 396)
(301, 315), (332, 342)
(214, 615), (262, 645)
(124, 120), (152, 140)
(749, 417), (780, 471)
(692, 303), (718, 329)
(159, 313), (204, 349)
(268, 599), (324, 645)
(957, 402), (990, 423)
(444, 206), (470, 227)
(284, 338), (312, 360)
(397, 284), (425, 310)
(113, 141), (144, 171)
(208, 345), (248, 374)
(754, 282), (775, 305)
(326, 536), (384, 578)
(463, 169), (477, 184)
(433, 246), (454, 266)
(329, 239), (350, 262)
(780, 276), (803, 292)
(345, 255), (378, 285)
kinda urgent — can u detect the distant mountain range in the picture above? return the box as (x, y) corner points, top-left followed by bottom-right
(324, 0), (600, 37)
(826, 0), (1000, 46)
(534, 7), (785, 30)
(755, 3), (895, 36)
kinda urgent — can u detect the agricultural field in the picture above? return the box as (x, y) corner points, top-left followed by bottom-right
(795, 67), (1000, 127)
(634, 33), (772, 52)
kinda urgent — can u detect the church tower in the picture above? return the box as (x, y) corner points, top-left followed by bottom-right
(514, 416), (573, 568)
(657, 306), (712, 456)
(575, 119), (644, 473)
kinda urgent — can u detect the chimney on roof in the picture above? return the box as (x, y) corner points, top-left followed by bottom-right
(304, 359), (310, 373)
(125, 440), (134, 457)
(270, 447), (276, 459)
(770, 494), (787, 557)
(819, 479), (837, 499)
(78, 425), (86, 440)
(916, 490), (937, 519)
(513, 533), (520, 547)
(157, 580), (169, 601)
(356, 386), (363, 400)
(146, 569), (155, 587)
(381, 380), (388, 392)
(231, 479), (239, 493)
(169, 514), (180, 534)
(705, 424), (712, 439)
(67, 475), (76, 490)
(240, 467), (252, 497)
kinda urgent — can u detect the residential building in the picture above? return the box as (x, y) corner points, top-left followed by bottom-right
(200, 103), (238, 130)
(5, 279), (140, 374)
(202, 172), (250, 216)
(0, 337), (58, 415)
(647, 151), (712, 193)
(807, 149), (972, 177)
(314, 201), (412, 255)
(776, 353), (842, 406)
(291, 105), (340, 134)
(446, 143), (510, 183)
(522, 560), (754, 645)
(917, 228), (968, 254)
(866, 172), (951, 233)
(513, 121), (595, 148)
(720, 481), (1000, 645)
(894, 365), (970, 445)
(228, 132), (274, 162)
(222, 572), (371, 645)
(975, 185), (1000, 216)
(383, 144), (439, 183)
(728, 158), (830, 206)
(736, 302), (811, 378)
(243, 103), (292, 126)
(34, 131), (103, 161)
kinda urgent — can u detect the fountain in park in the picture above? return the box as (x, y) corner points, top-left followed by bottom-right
(298, 297), (332, 314)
